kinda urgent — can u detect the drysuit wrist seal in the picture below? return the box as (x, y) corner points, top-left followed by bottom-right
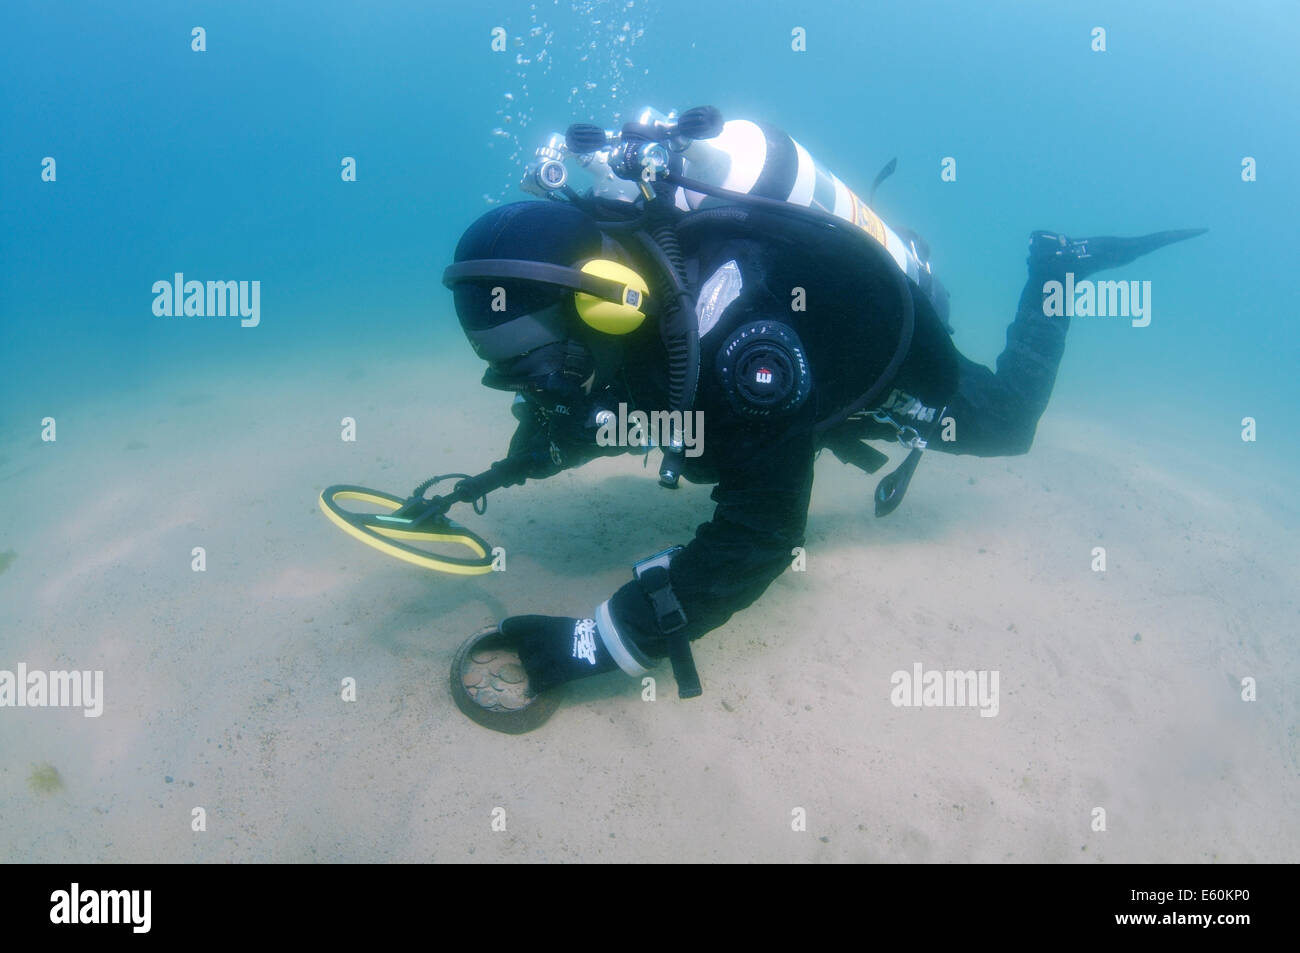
(633, 546), (701, 699)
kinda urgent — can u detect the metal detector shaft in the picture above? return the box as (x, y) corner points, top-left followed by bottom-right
(403, 449), (552, 527)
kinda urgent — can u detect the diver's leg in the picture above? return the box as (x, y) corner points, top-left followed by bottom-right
(932, 249), (1072, 456)
(936, 226), (1206, 456)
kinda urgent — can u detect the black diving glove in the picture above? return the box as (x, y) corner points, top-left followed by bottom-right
(506, 391), (626, 477)
(506, 400), (564, 479)
(502, 615), (621, 693)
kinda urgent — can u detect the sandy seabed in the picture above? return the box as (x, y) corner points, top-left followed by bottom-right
(1, 350), (1296, 863)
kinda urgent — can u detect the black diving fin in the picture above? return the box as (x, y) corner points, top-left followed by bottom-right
(1028, 227), (1208, 278)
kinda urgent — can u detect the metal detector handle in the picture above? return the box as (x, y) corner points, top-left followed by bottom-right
(405, 450), (552, 527)
(454, 450), (550, 499)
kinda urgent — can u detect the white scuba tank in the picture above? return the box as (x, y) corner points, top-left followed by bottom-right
(565, 106), (949, 329)
(673, 117), (935, 292)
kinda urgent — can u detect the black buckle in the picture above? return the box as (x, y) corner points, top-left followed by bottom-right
(634, 558), (701, 699)
(638, 566), (686, 633)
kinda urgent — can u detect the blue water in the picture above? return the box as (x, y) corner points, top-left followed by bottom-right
(3, 0), (1299, 867)
(2, 0), (1297, 467)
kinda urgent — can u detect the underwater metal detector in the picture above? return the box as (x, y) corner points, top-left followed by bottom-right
(319, 450), (550, 575)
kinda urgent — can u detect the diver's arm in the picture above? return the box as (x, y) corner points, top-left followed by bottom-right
(601, 417), (817, 661)
(502, 415), (815, 694)
(504, 404), (563, 478)
(503, 394), (622, 479)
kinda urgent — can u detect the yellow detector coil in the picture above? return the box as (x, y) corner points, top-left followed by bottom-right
(319, 485), (495, 576)
(574, 259), (649, 335)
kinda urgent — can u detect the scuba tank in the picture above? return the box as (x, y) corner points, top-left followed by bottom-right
(540, 107), (949, 332)
(671, 118), (951, 332)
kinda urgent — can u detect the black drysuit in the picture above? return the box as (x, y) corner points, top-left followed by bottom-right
(509, 217), (1068, 670)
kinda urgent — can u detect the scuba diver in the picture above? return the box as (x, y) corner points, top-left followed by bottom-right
(340, 105), (1205, 732)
